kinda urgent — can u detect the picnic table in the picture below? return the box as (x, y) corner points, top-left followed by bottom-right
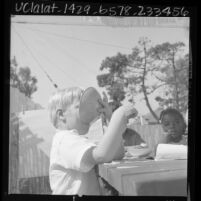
(98, 148), (187, 196)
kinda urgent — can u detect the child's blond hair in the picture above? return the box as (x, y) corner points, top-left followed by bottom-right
(48, 87), (84, 128)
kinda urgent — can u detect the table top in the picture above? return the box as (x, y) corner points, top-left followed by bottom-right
(98, 158), (187, 196)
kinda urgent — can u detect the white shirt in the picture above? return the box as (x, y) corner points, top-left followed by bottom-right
(49, 129), (100, 196)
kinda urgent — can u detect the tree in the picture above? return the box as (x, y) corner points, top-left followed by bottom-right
(18, 67), (38, 98)
(130, 38), (160, 121)
(150, 43), (188, 112)
(97, 38), (161, 121)
(10, 56), (19, 88)
(97, 52), (129, 106)
(97, 39), (188, 122)
(10, 57), (38, 98)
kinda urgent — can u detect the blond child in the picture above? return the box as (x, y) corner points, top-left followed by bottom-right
(48, 87), (137, 196)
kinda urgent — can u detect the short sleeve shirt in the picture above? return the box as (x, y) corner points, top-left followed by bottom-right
(49, 129), (100, 195)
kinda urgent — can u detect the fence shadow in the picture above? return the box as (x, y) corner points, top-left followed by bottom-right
(9, 113), (20, 193)
(9, 113), (52, 194)
(18, 119), (52, 194)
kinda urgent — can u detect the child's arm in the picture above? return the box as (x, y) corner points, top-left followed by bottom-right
(113, 140), (125, 160)
(92, 105), (137, 164)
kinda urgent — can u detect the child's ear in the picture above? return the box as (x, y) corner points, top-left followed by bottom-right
(56, 109), (66, 122)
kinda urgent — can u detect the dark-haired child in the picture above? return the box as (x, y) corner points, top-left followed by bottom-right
(160, 108), (187, 145)
(132, 108), (188, 159)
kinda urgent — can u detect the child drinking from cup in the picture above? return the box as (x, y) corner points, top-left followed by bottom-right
(48, 87), (138, 196)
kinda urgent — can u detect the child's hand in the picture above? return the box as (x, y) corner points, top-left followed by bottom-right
(117, 103), (138, 122)
(97, 92), (113, 121)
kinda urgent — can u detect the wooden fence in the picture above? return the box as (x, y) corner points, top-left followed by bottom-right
(9, 113), (19, 193)
(9, 111), (53, 194)
(9, 87), (51, 194)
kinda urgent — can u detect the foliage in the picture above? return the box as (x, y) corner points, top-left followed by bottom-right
(150, 43), (188, 112)
(10, 57), (38, 98)
(97, 38), (189, 121)
(97, 52), (129, 106)
(10, 57), (19, 88)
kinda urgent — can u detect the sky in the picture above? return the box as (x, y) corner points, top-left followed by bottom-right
(10, 16), (189, 115)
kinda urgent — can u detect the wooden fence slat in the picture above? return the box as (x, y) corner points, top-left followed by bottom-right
(9, 113), (19, 194)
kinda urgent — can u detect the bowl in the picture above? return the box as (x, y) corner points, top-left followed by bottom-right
(79, 87), (102, 124)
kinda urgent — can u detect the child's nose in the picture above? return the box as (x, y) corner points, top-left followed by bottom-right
(169, 123), (176, 129)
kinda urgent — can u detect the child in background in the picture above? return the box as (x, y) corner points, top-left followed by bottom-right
(154, 108), (188, 160)
(159, 108), (187, 145)
(130, 108), (188, 159)
(48, 87), (137, 196)
(123, 128), (145, 146)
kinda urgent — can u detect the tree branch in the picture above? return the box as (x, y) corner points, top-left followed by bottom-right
(126, 68), (143, 75)
(127, 64), (144, 70)
(152, 73), (167, 83)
